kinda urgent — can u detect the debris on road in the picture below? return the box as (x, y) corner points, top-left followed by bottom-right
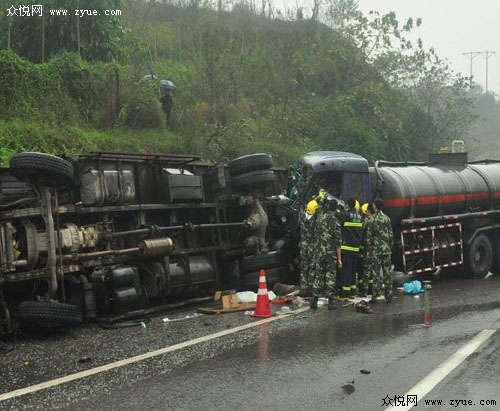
(162, 314), (201, 323)
(402, 280), (424, 295)
(354, 301), (373, 314)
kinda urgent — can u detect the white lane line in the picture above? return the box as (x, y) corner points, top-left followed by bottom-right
(385, 328), (497, 411)
(0, 307), (309, 402)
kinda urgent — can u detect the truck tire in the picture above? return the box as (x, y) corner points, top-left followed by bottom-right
(230, 169), (276, 192)
(240, 251), (286, 274)
(491, 236), (500, 274)
(228, 154), (273, 177)
(16, 301), (83, 328)
(9, 152), (74, 187)
(466, 233), (493, 277)
(240, 266), (289, 291)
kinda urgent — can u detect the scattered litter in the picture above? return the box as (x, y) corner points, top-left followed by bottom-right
(342, 296), (371, 308)
(236, 291), (277, 303)
(237, 291), (257, 304)
(276, 306), (292, 315)
(292, 296), (306, 308)
(317, 297), (327, 306)
(99, 318), (151, 329)
(78, 357), (92, 364)
(403, 280), (424, 295)
(360, 369), (371, 374)
(244, 310), (254, 316)
(414, 295), (420, 299)
(162, 313), (201, 323)
(408, 323), (430, 328)
(484, 272), (494, 280)
(354, 301), (373, 314)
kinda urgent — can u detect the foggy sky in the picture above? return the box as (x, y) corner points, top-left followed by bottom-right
(356, 0), (500, 95)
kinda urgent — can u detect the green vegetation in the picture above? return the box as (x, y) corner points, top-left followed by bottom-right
(0, 0), (497, 166)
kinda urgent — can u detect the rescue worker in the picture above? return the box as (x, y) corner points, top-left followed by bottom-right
(365, 198), (393, 303)
(310, 198), (342, 310)
(337, 197), (363, 299)
(358, 202), (374, 297)
(299, 199), (319, 295)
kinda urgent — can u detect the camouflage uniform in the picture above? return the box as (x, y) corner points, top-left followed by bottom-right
(299, 212), (316, 292)
(365, 210), (393, 299)
(360, 214), (375, 295)
(311, 209), (341, 299)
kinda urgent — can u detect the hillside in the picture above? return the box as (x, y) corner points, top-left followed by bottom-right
(0, 0), (486, 166)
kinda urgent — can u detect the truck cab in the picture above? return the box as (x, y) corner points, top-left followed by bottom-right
(292, 151), (372, 206)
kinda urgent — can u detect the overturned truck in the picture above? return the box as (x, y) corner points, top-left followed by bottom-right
(0, 152), (296, 332)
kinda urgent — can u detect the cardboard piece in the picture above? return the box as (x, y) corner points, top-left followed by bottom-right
(213, 289), (239, 309)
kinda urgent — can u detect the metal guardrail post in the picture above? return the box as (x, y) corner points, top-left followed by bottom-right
(423, 280), (432, 326)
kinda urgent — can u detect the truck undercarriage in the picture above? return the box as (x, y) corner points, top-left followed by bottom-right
(0, 152), (298, 332)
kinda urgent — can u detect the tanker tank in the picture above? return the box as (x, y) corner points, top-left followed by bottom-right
(371, 152), (500, 224)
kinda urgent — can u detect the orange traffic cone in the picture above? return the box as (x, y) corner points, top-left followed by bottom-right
(252, 269), (274, 318)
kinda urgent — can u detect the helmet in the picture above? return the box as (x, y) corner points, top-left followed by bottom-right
(355, 200), (360, 212)
(361, 203), (369, 215)
(318, 189), (327, 200)
(305, 199), (319, 220)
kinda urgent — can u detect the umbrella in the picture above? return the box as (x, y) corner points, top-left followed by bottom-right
(160, 80), (176, 91)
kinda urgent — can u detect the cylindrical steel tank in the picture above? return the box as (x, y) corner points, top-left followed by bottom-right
(371, 159), (500, 224)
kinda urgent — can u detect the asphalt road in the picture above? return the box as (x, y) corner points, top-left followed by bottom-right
(1, 273), (500, 410)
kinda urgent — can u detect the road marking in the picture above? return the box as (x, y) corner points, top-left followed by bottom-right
(0, 307), (308, 402)
(385, 328), (497, 410)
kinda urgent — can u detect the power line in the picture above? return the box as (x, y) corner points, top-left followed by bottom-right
(463, 50), (496, 92)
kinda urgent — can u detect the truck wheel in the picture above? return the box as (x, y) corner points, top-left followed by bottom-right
(228, 154), (273, 177)
(230, 170), (276, 192)
(240, 251), (286, 274)
(240, 266), (289, 291)
(491, 236), (500, 274)
(466, 234), (493, 277)
(9, 152), (74, 187)
(16, 301), (83, 329)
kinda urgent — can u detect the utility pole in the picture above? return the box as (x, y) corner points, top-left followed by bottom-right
(484, 51), (495, 93)
(463, 51), (496, 92)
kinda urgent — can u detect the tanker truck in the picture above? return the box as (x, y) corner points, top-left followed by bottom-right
(290, 145), (500, 279)
(0, 151), (295, 332)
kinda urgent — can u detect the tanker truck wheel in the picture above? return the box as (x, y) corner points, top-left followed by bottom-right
(491, 234), (500, 274)
(466, 234), (493, 278)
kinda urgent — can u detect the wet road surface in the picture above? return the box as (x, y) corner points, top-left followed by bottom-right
(1, 274), (500, 410)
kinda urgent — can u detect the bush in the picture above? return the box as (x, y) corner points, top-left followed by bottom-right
(117, 82), (165, 129)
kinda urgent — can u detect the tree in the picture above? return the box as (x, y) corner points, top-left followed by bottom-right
(1, 0), (124, 62)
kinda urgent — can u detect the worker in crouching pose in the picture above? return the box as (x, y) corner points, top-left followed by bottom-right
(310, 198), (342, 310)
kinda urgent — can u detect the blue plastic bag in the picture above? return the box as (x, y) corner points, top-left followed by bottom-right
(403, 280), (424, 295)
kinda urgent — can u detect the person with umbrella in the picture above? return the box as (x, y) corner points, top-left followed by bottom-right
(160, 80), (175, 128)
